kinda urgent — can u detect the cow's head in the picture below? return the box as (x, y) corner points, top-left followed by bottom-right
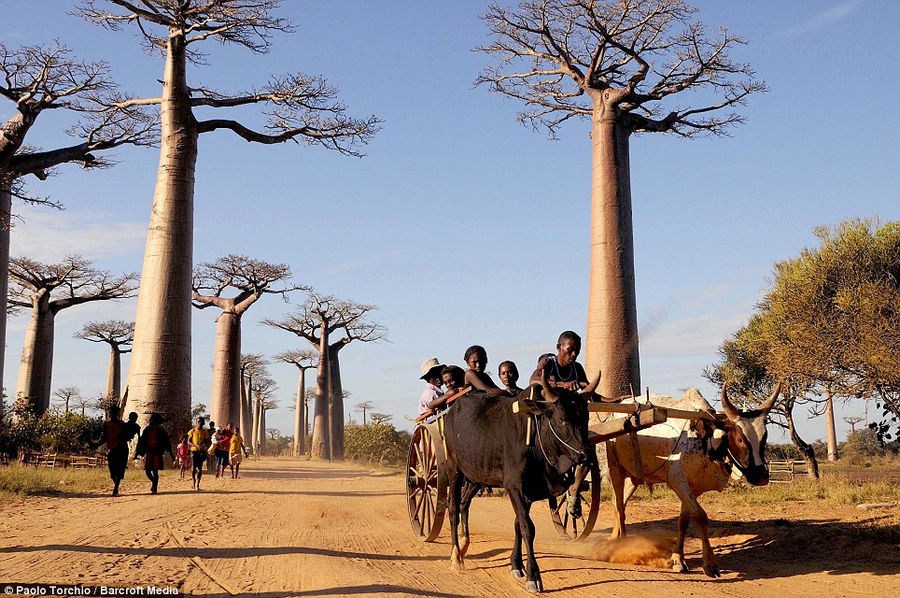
(519, 374), (595, 475)
(718, 382), (782, 486)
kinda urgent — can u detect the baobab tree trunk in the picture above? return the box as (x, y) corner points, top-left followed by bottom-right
(15, 293), (55, 414)
(239, 376), (251, 446)
(126, 33), (196, 431)
(584, 102), (640, 399)
(258, 402), (267, 456)
(293, 368), (307, 456)
(0, 185), (10, 409)
(825, 394), (838, 462)
(310, 329), (331, 460)
(209, 311), (241, 427)
(329, 351), (345, 460)
(106, 347), (122, 403)
(251, 395), (260, 455)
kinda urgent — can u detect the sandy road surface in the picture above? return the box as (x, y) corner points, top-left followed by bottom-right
(0, 459), (897, 597)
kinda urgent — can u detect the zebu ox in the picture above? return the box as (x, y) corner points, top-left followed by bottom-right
(605, 382), (781, 577)
(443, 376), (596, 593)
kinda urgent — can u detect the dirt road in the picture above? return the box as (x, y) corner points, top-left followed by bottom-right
(0, 459), (896, 597)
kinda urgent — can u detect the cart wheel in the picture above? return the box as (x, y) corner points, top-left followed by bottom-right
(406, 425), (447, 542)
(549, 459), (601, 541)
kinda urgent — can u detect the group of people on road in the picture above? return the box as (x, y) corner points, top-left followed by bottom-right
(91, 407), (174, 496)
(92, 410), (249, 496)
(179, 418), (250, 491)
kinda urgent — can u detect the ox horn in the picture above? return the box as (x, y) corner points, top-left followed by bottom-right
(720, 384), (740, 420)
(581, 369), (602, 396)
(758, 380), (783, 413)
(540, 369), (559, 403)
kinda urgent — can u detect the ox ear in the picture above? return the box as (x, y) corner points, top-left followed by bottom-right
(515, 385), (544, 415)
(709, 428), (726, 451)
(758, 380), (783, 413)
(720, 384), (740, 420)
(581, 369), (602, 396)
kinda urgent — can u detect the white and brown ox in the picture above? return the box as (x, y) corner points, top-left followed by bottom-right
(605, 382), (781, 577)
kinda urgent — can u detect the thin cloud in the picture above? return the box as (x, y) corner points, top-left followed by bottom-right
(10, 211), (146, 263)
(777, 0), (863, 38)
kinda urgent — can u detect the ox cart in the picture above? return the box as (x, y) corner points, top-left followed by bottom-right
(406, 395), (706, 542)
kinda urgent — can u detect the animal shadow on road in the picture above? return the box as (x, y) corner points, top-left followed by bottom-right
(620, 515), (900, 580)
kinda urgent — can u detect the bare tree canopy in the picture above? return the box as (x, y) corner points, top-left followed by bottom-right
(75, 320), (135, 349)
(264, 293), (387, 347)
(0, 41), (157, 186)
(76, 1), (381, 154)
(192, 254), (307, 314)
(274, 349), (318, 370)
(54, 386), (83, 413)
(9, 256), (138, 312)
(477, 0), (767, 138)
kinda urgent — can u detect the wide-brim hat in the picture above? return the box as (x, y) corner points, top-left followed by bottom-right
(420, 357), (445, 380)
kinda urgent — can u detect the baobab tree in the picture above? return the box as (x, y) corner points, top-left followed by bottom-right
(274, 349), (318, 456)
(478, 0), (766, 397)
(8, 255), (137, 414)
(356, 401), (374, 426)
(250, 376), (277, 456)
(264, 293), (386, 460)
(75, 320), (134, 406)
(192, 255), (306, 428)
(240, 353), (267, 448)
(54, 386), (82, 413)
(77, 0), (380, 431)
(0, 41), (155, 399)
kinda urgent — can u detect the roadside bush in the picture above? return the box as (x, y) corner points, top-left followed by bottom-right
(344, 423), (411, 467)
(0, 407), (102, 458)
(840, 429), (886, 462)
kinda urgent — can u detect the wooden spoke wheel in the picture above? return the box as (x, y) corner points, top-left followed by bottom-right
(406, 424), (447, 542)
(548, 459), (601, 541)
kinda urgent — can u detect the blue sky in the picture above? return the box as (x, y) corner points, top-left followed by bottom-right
(1, 1), (897, 444)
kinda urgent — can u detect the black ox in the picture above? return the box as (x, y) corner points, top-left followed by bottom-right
(442, 375), (596, 593)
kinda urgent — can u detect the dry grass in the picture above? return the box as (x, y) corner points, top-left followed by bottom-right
(0, 464), (110, 501)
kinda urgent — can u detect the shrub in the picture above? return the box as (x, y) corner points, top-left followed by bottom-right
(0, 407), (102, 458)
(344, 423), (411, 467)
(840, 429), (886, 462)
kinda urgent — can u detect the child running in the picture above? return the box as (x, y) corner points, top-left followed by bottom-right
(229, 427), (250, 479)
(176, 434), (190, 479)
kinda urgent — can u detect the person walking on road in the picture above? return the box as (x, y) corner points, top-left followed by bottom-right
(187, 417), (211, 491)
(135, 413), (175, 494)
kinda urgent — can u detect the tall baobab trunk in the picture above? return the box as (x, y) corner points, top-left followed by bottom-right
(127, 33), (196, 431)
(239, 375), (251, 446)
(15, 292), (55, 413)
(585, 101), (640, 399)
(311, 328), (331, 460)
(293, 368), (307, 456)
(0, 185), (10, 407)
(329, 350), (345, 460)
(210, 312), (241, 427)
(105, 346), (122, 403)
(251, 394), (260, 455)
(825, 393), (838, 462)
(258, 396), (267, 456)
